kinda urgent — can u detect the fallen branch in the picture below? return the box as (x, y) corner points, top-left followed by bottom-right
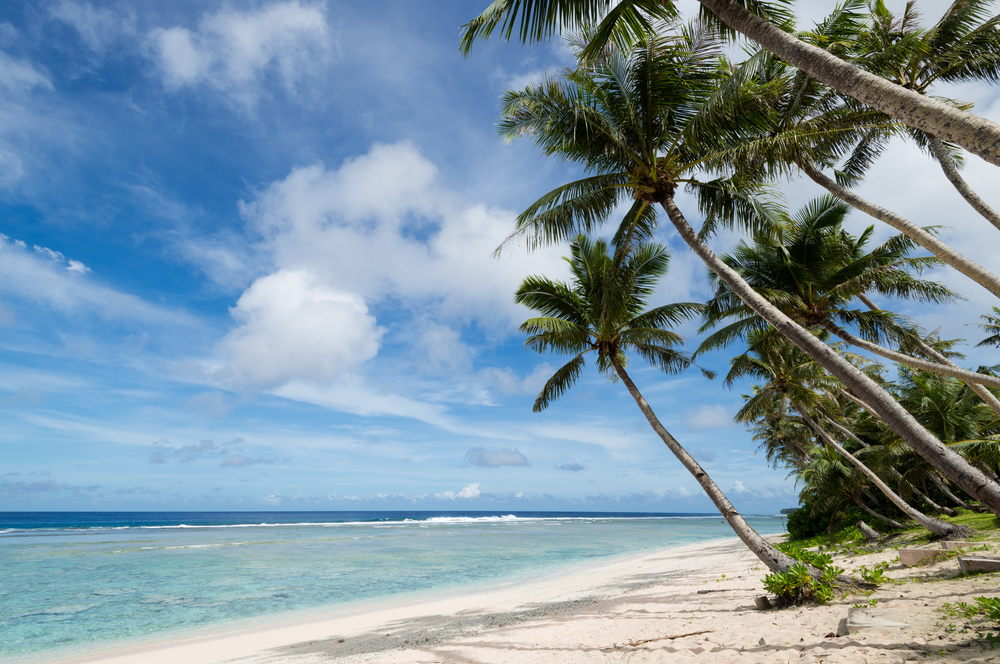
(624, 630), (712, 647)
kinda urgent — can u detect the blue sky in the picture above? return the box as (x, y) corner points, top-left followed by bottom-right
(1, 0), (998, 513)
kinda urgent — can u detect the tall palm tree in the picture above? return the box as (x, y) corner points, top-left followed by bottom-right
(462, 0), (1000, 165)
(855, 0), (1000, 231)
(497, 27), (1000, 514)
(515, 233), (801, 572)
(712, 5), (1000, 300)
(699, 196), (1000, 391)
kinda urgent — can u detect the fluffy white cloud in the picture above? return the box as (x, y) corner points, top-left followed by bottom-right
(436, 482), (482, 500)
(149, 1), (330, 103)
(239, 141), (567, 327)
(213, 269), (383, 391)
(683, 404), (736, 432)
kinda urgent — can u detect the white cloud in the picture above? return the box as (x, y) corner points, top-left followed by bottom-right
(0, 51), (53, 93)
(213, 269), (383, 391)
(436, 482), (481, 500)
(238, 141), (567, 328)
(414, 322), (473, 374)
(465, 447), (530, 468)
(0, 234), (200, 327)
(149, 1), (330, 105)
(683, 404), (736, 432)
(199, 141), (570, 416)
(48, 1), (136, 53)
(733, 480), (747, 494)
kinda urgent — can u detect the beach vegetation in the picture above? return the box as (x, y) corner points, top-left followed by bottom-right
(762, 559), (842, 607)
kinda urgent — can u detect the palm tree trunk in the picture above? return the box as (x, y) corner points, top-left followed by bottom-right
(822, 321), (1000, 390)
(929, 473), (983, 512)
(909, 482), (957, 517)
(695, 0), (1000, 166)
(927, 136), (1000, 232)
(854, 494), (907, 530)
(660, 197), (1000, 517)
(857, 294), (1000, 418)
(609, 355), (801, 573)
(798, 160), (1000, 299)
(857, 520), (881, 541)
(820, 416), (957, 515)
(798, 411), (962, 537)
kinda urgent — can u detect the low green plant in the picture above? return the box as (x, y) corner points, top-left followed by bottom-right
(976, 596), (1000, 620)
(763, 548), (845, 607)
(858, 561), (891, 585)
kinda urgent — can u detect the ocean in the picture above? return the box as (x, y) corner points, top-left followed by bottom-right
(0, 511), (787, 663)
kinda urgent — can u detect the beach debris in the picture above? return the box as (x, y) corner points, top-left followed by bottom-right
(940, 541), (987, 550)
(757, 637), (766, 646)
(754, 596), (773, 610)
(957, 556), (1000, 573)
(898, 548), (948, 567)
(606, 631), (711, 649)
(845, 607), (909, 631)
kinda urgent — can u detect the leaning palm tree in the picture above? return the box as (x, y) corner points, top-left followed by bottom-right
(516, 233), (800, 572)
(854, 0), (1000, 231)
(497, 29), (1000, 514)
(462, 0), (1000, 165)
(699, 195), (1000, 392)
(715, 6), (1000, 300)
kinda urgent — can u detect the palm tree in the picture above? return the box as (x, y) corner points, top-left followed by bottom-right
(496, 27), (1000, 515)
(699, 196), (1000, 392)
(462, 0), (1000, 165)
(976, 307), (1000, 348)
(711, 5), (1000, 300)
(731, 332), (966, 536)
(854, 0), (1000, 231)
(515, 233), (801, 572)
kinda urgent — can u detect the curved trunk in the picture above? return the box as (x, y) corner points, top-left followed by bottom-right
(799, 160), (1000, 299)
(695, 0), (1000, 166)
(855, 494), (907, 530)
(857, 520), (881, 541)
(857, 294), (1000, 418)
(929, 473), (983, 512)
(822, 321), (1000, 390)
(821, 416), (957, 514)
(609, 355), (800, 574)
(928, 136), (1000, 232)
(660, 197), (1000, 518)
(798, 411), (959, 536)
(909, 482), (957, 517)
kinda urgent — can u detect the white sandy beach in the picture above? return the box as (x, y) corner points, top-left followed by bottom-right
(53, 536), (1000, 664)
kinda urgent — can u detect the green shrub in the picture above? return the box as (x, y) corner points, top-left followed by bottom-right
(858, 561), (891, 585)
(764, 545), (845, 607)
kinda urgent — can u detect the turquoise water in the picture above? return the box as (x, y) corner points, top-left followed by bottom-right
(0, 511), (786, 663)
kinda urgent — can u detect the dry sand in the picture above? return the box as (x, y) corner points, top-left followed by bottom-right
(54, 535), (1000, 664)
